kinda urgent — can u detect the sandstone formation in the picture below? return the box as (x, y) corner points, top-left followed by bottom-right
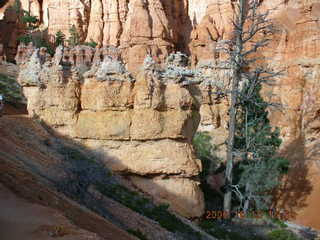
(190, 0), (320, 230)
(0, 1), (23, 61)
(189, 1), (235, 66)
(1, 0), (320, 229)
(0, 0), (193, 71)
(17, 45), (205, 218)
(0, 113), (202, 240)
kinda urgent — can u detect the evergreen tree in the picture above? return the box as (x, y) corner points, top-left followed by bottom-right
(67, 25), (80, 47)
(221, 0), (289, 215)
(234, 83), (289, 213)
(21, 10), (38, 30)
(12, 0), (22, 15)
(13, 2), (54, 56)
(55, 30), (66, 47)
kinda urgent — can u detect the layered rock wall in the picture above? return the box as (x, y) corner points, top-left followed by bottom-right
(1, 0), (193, 72)
(190, 0), (320, 229)
(17, 45), (204, 218)
(2, 0), (320, 229)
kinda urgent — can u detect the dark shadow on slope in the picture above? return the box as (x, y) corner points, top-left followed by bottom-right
(46, 126), (204, 239)
(272, 136), (313, 220)
(0, 114), (206, 240)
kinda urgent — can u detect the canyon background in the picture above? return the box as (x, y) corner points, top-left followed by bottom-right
(1, 0), (320, 232)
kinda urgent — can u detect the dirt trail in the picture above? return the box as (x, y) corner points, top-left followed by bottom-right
(0, 183), (102, 240)
(0, 112), (135, 240)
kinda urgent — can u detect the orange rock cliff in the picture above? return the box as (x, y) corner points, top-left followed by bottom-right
(1, 0), (320, 230)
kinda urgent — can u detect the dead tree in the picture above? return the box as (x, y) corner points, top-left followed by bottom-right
(222, 0), (279, 215)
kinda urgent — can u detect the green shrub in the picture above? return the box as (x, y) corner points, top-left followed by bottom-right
(67, 25), (80, 47)
(193, 132), (214, 161)
(14, 5), (54, 56)
(96, 183), (201, 239)
(57, 144), (202, 239)
(84, 40), (98, 48)
(192, 132), (224, 209)
(192, 132), (220, 180)
(33, 36), (55, 56)
(12, 0), (22, 15)
(17, 35), (54, 56)
(22, 10), (38, 29)
(0, 74), (24, 103)
(267, 229), (299, 240)
(55, 30), (66, 47)
(199, 220), (255, 240)
(199, 220), (216, 230)
(270, 217), (288, 228)
(17, 34), (32, 45)
(127, 229), (148, 240)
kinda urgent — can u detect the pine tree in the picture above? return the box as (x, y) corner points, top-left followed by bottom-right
(234, 83), (289, 213)
(13, 2), (54, 56)
(55, 30), (66, 47)
(221, 0), (288, 215)
(21, 10), (38, 30)
(67, 25), (80, 47)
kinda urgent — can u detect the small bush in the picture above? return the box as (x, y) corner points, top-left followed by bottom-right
(193, 132), (214, 161)
(57, 144), (202, 239)
(192, 132), (220, 180)
(199, 220), (253, 240)
(84, 40), (98, 48)
(67, 25), (80, 47)
(17, 34), (32, 45)
(21, 10), (38, 29)
(0, 74), (24, 103)
(55, 30), (66, 47)
(267, 229), (299, 240)
(270, 217), (288, 228)
(192, 132), (224, 209)
(33, 36), (55, 56)
(15, 5), (54, 56)
(127, 229), (148, 240)
(96, 183), (201, 239)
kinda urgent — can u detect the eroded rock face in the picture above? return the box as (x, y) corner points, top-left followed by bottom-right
(2, 0), (320, 228)
(0, 0), (193, 72)
(130, 176), (205, 218)
(190, 0), (320, 149)
(0, 2), (24, 61)
(190, 0), (320, 230)
(17, 46), (205, 218)
(189, 1), (235, 66)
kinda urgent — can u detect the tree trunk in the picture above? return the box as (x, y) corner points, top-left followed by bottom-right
(223, 0), (246, 217)
(223, 66), (241, 216)
(243, 182), (251, 215)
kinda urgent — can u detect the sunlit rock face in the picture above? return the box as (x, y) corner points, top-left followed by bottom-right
(17, 45), (205, 218)
(190, 0), (320, 230)
(1, 0), (320, 229)
(1, 0), (192, 72)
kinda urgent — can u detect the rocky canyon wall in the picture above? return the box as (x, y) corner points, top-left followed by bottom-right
(16, 44), (205, 218)
(1, 0), (320, 229)
(191, 0), (320, 230)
